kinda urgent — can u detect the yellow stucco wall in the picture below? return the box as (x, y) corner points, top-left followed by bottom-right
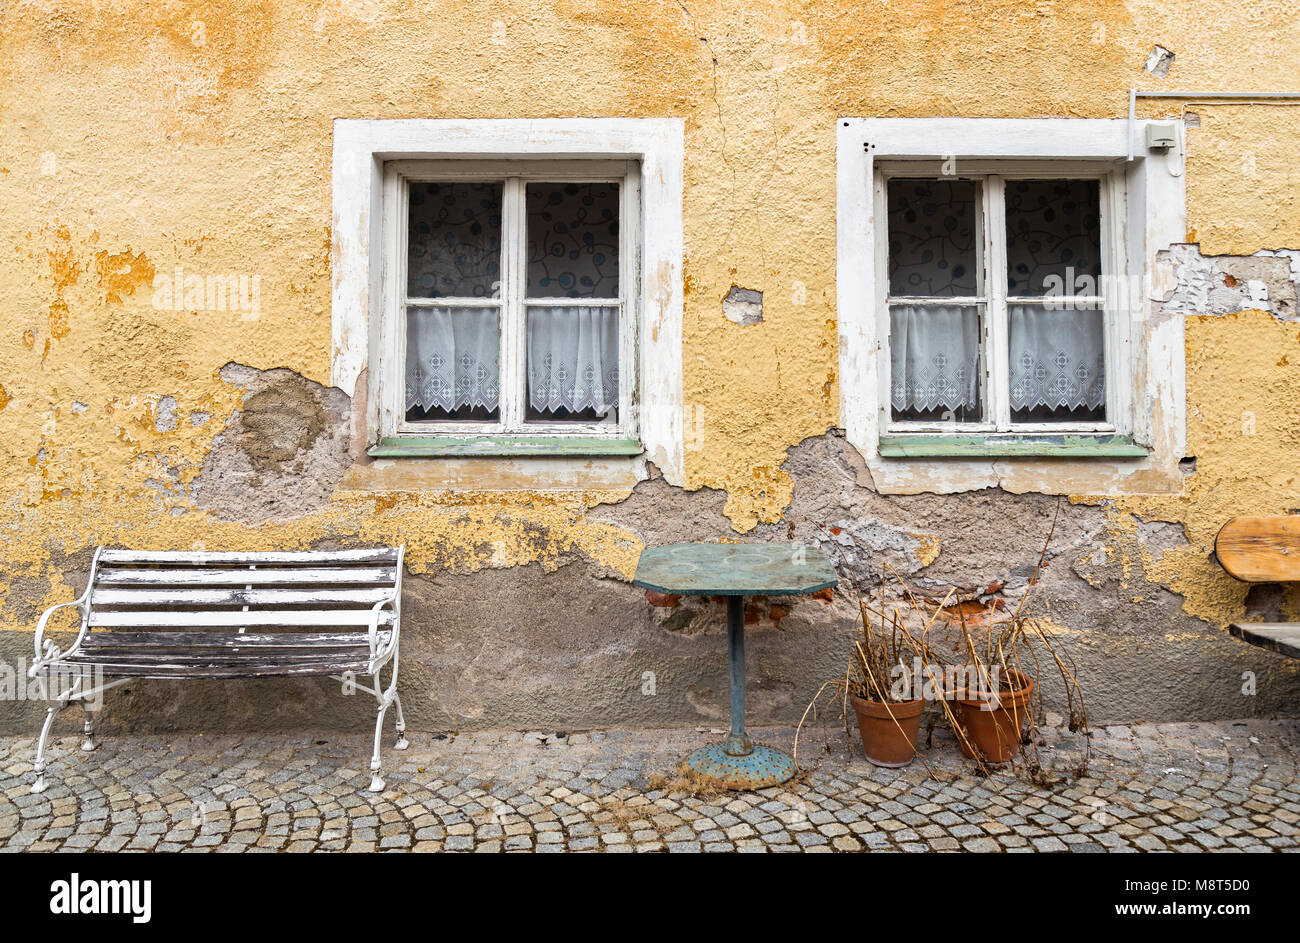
(1, 0), (1299, 630)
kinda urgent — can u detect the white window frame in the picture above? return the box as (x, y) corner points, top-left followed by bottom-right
(332, 118), (685, 484)
(837, 118), (1187, 495)
(382, 159), (640, 441)
(878, 160), (1127, 436)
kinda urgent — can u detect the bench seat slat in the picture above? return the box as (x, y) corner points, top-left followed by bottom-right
(78, 630), (389, 650)
(60, 655), (370, 679)
(87, 610), (396, 628)
(95, 567), (396, 586)
(98, 549), (399, 565)
(91, 588), (394, 607)
(68, 650), (367, 666)
(67, 647), (371, 671)
(1228, 622), (1300, 659)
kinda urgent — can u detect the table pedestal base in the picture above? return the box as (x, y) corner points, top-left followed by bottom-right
(685, 742), (797, 790)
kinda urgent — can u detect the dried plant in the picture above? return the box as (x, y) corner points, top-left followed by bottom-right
(935, 499), (1091, 781)
(794, 501), (1090, 784)
(794, 525), (947, 770)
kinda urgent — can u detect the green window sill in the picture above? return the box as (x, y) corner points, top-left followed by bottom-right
(367, 435), (644, 458)
(877, 434), (1150, 459)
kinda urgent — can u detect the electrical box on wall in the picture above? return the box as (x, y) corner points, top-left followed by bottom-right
(1146, 121), (1178, 150)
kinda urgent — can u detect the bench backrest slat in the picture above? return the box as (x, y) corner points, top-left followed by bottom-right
(97, 549), (399, 565)
(95, 567), (396, 586)
(88, 610), (396, 628)
(91, 588), (395, 607)
(81, 631), (389, 650)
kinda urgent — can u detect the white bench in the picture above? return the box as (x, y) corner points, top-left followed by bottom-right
(27, 546), (408, 794)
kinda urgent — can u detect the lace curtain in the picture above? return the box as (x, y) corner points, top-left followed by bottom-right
(527, 306), (619, 415)
(890, 305), (980, 416)
(890, 305), (1105, 419)
(405, 307), (500, 414)
(1008, 305), (1105, 413)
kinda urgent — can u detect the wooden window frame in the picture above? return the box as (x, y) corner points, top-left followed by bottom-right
(380, 159), (641, 444)
(836, 117), (1188, 495)
(331, 118), (685, 478)
(877, 160), (1129, 437)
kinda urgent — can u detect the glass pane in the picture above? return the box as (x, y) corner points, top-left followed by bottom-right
(889, 304), (982, 422)
(526, 182), (620, 298)
(1008, 303), (1105, 423)
(405, 306), (500, 422)
(1005, 179), (1101, 296)
(887, 178), (978, 297)
(525, 305), (619, 424)
(407, 182), (502, 298)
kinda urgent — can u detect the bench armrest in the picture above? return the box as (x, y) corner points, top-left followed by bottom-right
(366, 545), (404, 671)
(30, 600), (86, 673)
(30, 548), (103, 676)
(367, 594), (400, 663)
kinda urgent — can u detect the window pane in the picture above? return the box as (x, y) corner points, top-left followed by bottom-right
(887, 178), (978, 297)
(1005, 179), (1101, 296)
(889, 304), (981, 422)
(407, 182), (502, 298)
(1008, 303), (1105, 423)
(527, 183), (620, 298)
(405, 306), (500, 422)
(526, 305), (619, 424)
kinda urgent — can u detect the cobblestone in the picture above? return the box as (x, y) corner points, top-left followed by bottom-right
(0, 719), (1297, 852)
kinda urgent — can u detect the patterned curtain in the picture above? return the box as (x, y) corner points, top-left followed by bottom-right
(405, 307), (500, 414)
(526, 306), (619, 416)
(1008, 306), (1105, 414)
(889, 305), (980, 417)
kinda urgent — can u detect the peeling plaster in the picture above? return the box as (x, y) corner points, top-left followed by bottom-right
(722, 285), (763, 326)
(1159, 243), (1299, 321)
(1143, 44), (1175, 78)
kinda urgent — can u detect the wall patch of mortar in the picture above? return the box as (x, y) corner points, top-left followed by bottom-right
(1144, 45), (1175, 77)
(1158, 244), (1298, 321)
(722, 285), (763, 326)
(1135, 519), (1190, 566)
(154, 396), (179, 433)
(190, 363), (352, 522)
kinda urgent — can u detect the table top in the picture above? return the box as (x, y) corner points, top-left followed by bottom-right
(632, 541), (838, 597)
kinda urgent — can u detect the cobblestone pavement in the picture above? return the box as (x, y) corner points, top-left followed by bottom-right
(1, 718), (1297, 852)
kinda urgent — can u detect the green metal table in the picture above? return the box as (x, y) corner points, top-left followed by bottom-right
(633, 541), (838, 789)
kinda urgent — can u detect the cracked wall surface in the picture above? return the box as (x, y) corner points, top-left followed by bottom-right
(0, 0), (1298, 736)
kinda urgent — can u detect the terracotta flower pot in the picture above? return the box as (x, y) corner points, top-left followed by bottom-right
(850, 694), (926, 768)
(956, 669), (1034, 764)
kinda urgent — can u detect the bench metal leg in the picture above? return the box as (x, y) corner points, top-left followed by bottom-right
(369, 697), (387, 790)
(393, 693), (409, 751)
(80, 700), (96, 753)
(368, 678), (390, 794)
(32, 701), (64, 794)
